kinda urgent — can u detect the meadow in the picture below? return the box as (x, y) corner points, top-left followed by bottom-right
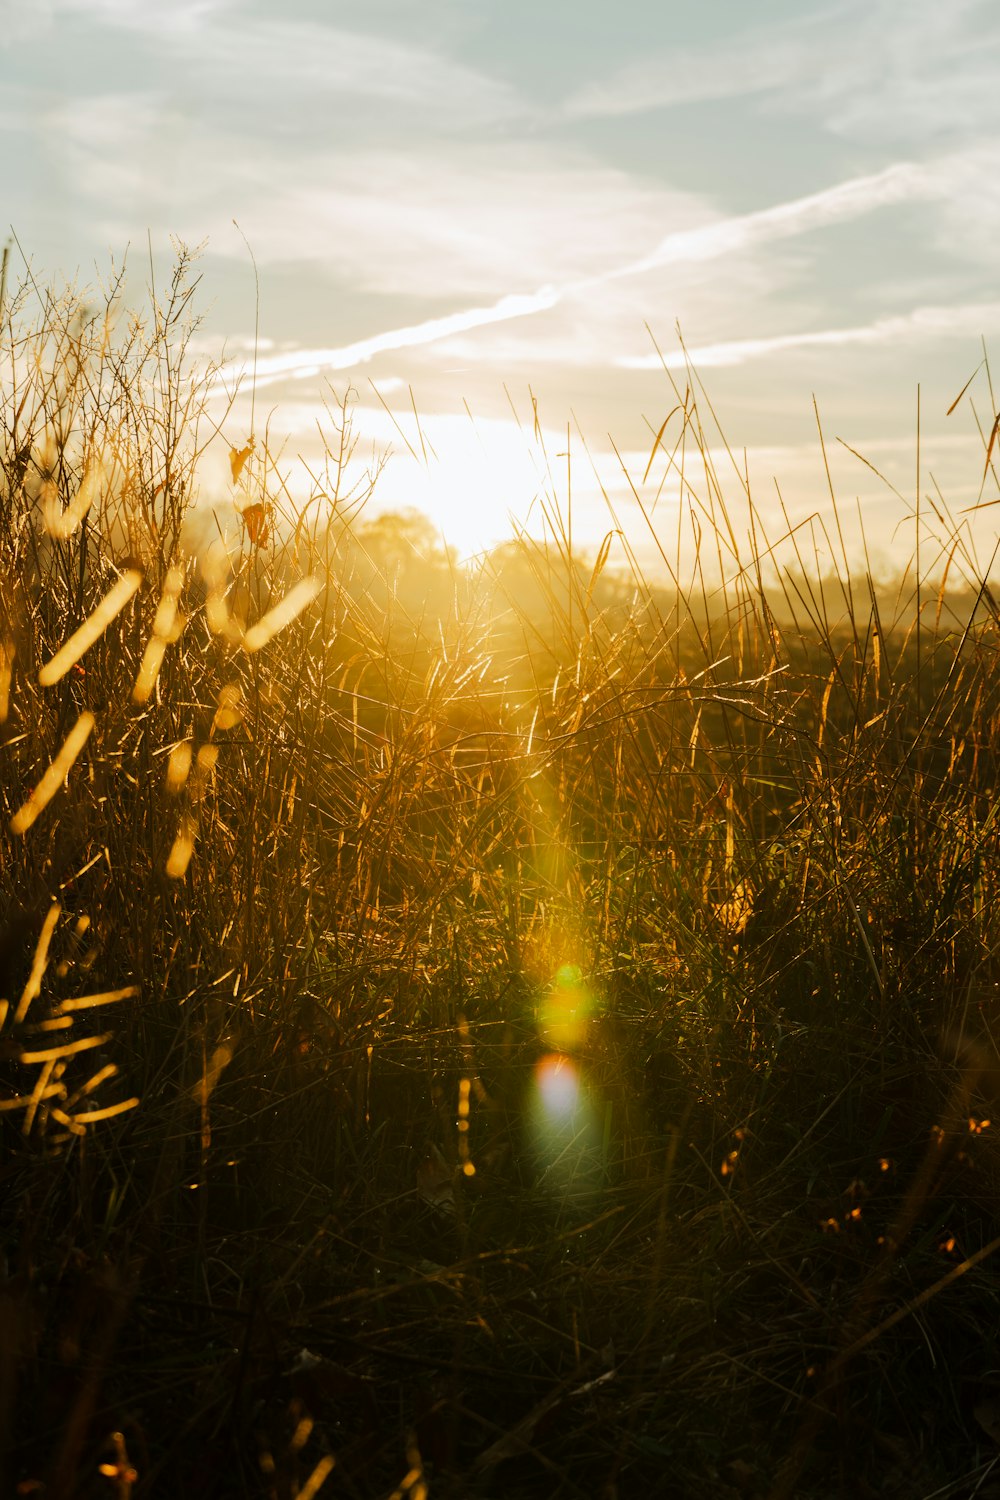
(3, 254), (1000, 1499)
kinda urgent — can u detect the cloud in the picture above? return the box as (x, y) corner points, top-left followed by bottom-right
(562, 0), (1000, 147)
(562, 26), (817, 119)
(43, 2), (527, 124)
(42, 92), (179, 215)
(0, 0), (54, 41)
(207, 160), (946, 389)
(42, 101), (708, 299)
(206, 147), (691, 297)
(619, 301), (1000, 372)
(195, 17), (527, 122)
(54, 0), (233, 39)
(771, 0), (1000, 146)
(919, 141), (1000, 270)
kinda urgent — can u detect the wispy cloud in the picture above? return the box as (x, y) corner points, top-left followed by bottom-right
(920, 141), (1000, 270)
(50, 0), (232, 40)
(619, 301), (1000, 372)
(0, 0), (55, 42)
(562, 0), (1000, 146)
(54, 123), (698, 301)
(210, 161), (945, 390)
(773, 0), (1000, 146)
(205, 148), (687, 296)
(192, 17), (528, 122)
(43, 2), (527, 124)
(562, 26), (818, 118)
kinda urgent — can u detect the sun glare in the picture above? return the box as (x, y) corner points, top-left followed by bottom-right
(362, 411), (556, 559)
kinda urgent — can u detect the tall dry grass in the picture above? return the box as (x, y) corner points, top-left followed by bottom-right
(2, 254), (1000, 1497)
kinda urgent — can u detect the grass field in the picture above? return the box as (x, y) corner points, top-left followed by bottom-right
(4, 258), (1000, 1499)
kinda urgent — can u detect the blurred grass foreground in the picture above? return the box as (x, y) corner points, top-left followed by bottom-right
(4, 252), (1000, 1499)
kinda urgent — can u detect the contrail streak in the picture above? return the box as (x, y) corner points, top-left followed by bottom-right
(620, 300), (1000, 371)
(209, 160), (941, 395)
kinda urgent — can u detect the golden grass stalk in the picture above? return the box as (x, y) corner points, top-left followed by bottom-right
(210, 683), (242, 734)
(165, 740), (193, 793)
(243, 576), (322, 652)
(9, 712), (95, 835)
(52, 1097), (139, 1126)
(18, 1032), (112, 1065)
(132, 565), (185, 704)
(66, 1063), (119, 1101)
(298, 1455), (336, 1500)
(56, 985), (139, 1012)
(0, 637), (13, 723)
(0, 1084), (65, 1113)
(38, 570), (142, 686)
(42, 459), (102, 538)
(165, 812), (197, 879)
(13, 902), (60, 1022)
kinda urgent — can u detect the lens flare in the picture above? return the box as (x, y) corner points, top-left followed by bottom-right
(538, 962), (596, 1052)
(535, 1051), (581, 1121)
(527, 1051), (602, 1198)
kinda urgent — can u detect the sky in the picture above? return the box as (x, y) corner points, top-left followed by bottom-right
(3, 0), (1000, 578)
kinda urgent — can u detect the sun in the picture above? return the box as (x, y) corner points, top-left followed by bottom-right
(358, 410), (557, 560)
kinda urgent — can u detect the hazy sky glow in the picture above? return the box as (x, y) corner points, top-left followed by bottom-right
(3, 0), (1000, 569)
